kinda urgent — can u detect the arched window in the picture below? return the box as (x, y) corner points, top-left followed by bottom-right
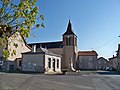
(69, 37), (71, 46)
(66, 36), (71, 46)
(66, 38), (69, 46)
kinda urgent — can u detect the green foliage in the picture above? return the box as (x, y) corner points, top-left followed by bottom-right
(13, 43), (18, 48)
(3, 50), (10, 59)
(40, 14), (44, 20)
(11, 49), (16, 57)
(0, 0), (45, 59)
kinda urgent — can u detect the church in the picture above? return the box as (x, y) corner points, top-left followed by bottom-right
(28, 20), (78, 71)
(0, 20), (98, 73)
(28, 20), (98, 72)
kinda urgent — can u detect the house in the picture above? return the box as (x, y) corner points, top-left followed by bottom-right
(116, 44), (120, 71)
(22, 45), (62, 74)
(0, 57), (6, 71)
(117, 57), (120, 71)
(0, 32), (31, 71)
(109, 44), (120, 71)
(109, 56), (118, 71)
(108, 44), (120, 71)
(14, 58), (22, 71)
(97, 57), (109, 70)
(77, 50), (98, 70)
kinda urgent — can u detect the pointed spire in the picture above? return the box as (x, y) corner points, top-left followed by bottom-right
(63, 20), (76, 36)
(67, 20), (72, 32)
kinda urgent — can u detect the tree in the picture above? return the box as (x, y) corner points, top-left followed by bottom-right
(0, 0), (45, 59)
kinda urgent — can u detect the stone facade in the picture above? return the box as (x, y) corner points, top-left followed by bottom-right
(62, 20), (78, 70)
(77, 51), (98, 70)
(109, 56), (118, 71)
(109, 44), (120, 71)
(98, 57), (109, 70)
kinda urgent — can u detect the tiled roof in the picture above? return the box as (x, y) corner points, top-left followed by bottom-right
(78, 51), (98, 56)
(28, 41), (63, 49)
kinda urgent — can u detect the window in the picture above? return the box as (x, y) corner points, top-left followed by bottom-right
(19, 60), (22, 66)
(57, 59), (59, 68)
(33, 63), (36, 66)
(48, 58), (51, 68)
(89, 58), (92, 62)
(0, 61), (3, 66)
(66, 38), (69, 46)
(28, 63), (32, 68)
(66, 36), (72, 46)
(104, 62), (106, 64)
(69, 37), (71, 46)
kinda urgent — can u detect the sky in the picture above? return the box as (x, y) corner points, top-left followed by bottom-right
(27, 0), (120, 59)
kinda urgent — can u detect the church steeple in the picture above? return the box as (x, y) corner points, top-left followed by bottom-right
(62, 20), (78, 70)
(63, 20), (76, 36)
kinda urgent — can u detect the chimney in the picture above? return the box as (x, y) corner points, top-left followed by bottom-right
(32, 45), (36, 52)
(113, 55), (114, 58)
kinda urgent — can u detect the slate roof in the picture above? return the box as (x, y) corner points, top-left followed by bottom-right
(63, 20), (76, 36)
(22, 47), (61, 57)
(78, 50), (98, 56)
(98, 57), (108, 62)
(28, 41), (63, 49)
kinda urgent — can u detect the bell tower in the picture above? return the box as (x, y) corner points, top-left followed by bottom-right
(62, 20), (78, 71)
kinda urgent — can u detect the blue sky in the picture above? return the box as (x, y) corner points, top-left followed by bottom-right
(27, 0), (120, 59)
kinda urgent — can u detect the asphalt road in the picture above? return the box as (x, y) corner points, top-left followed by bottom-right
(0, 71), (120, 90)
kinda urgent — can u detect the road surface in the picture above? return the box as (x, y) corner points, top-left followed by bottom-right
(0, 71), (120, 90)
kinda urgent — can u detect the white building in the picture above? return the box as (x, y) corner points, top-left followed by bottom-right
(22, 46), (62, 74)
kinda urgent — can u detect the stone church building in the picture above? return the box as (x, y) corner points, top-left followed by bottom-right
(28, 20), (78, 71)
(28, 20), (98, 71)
